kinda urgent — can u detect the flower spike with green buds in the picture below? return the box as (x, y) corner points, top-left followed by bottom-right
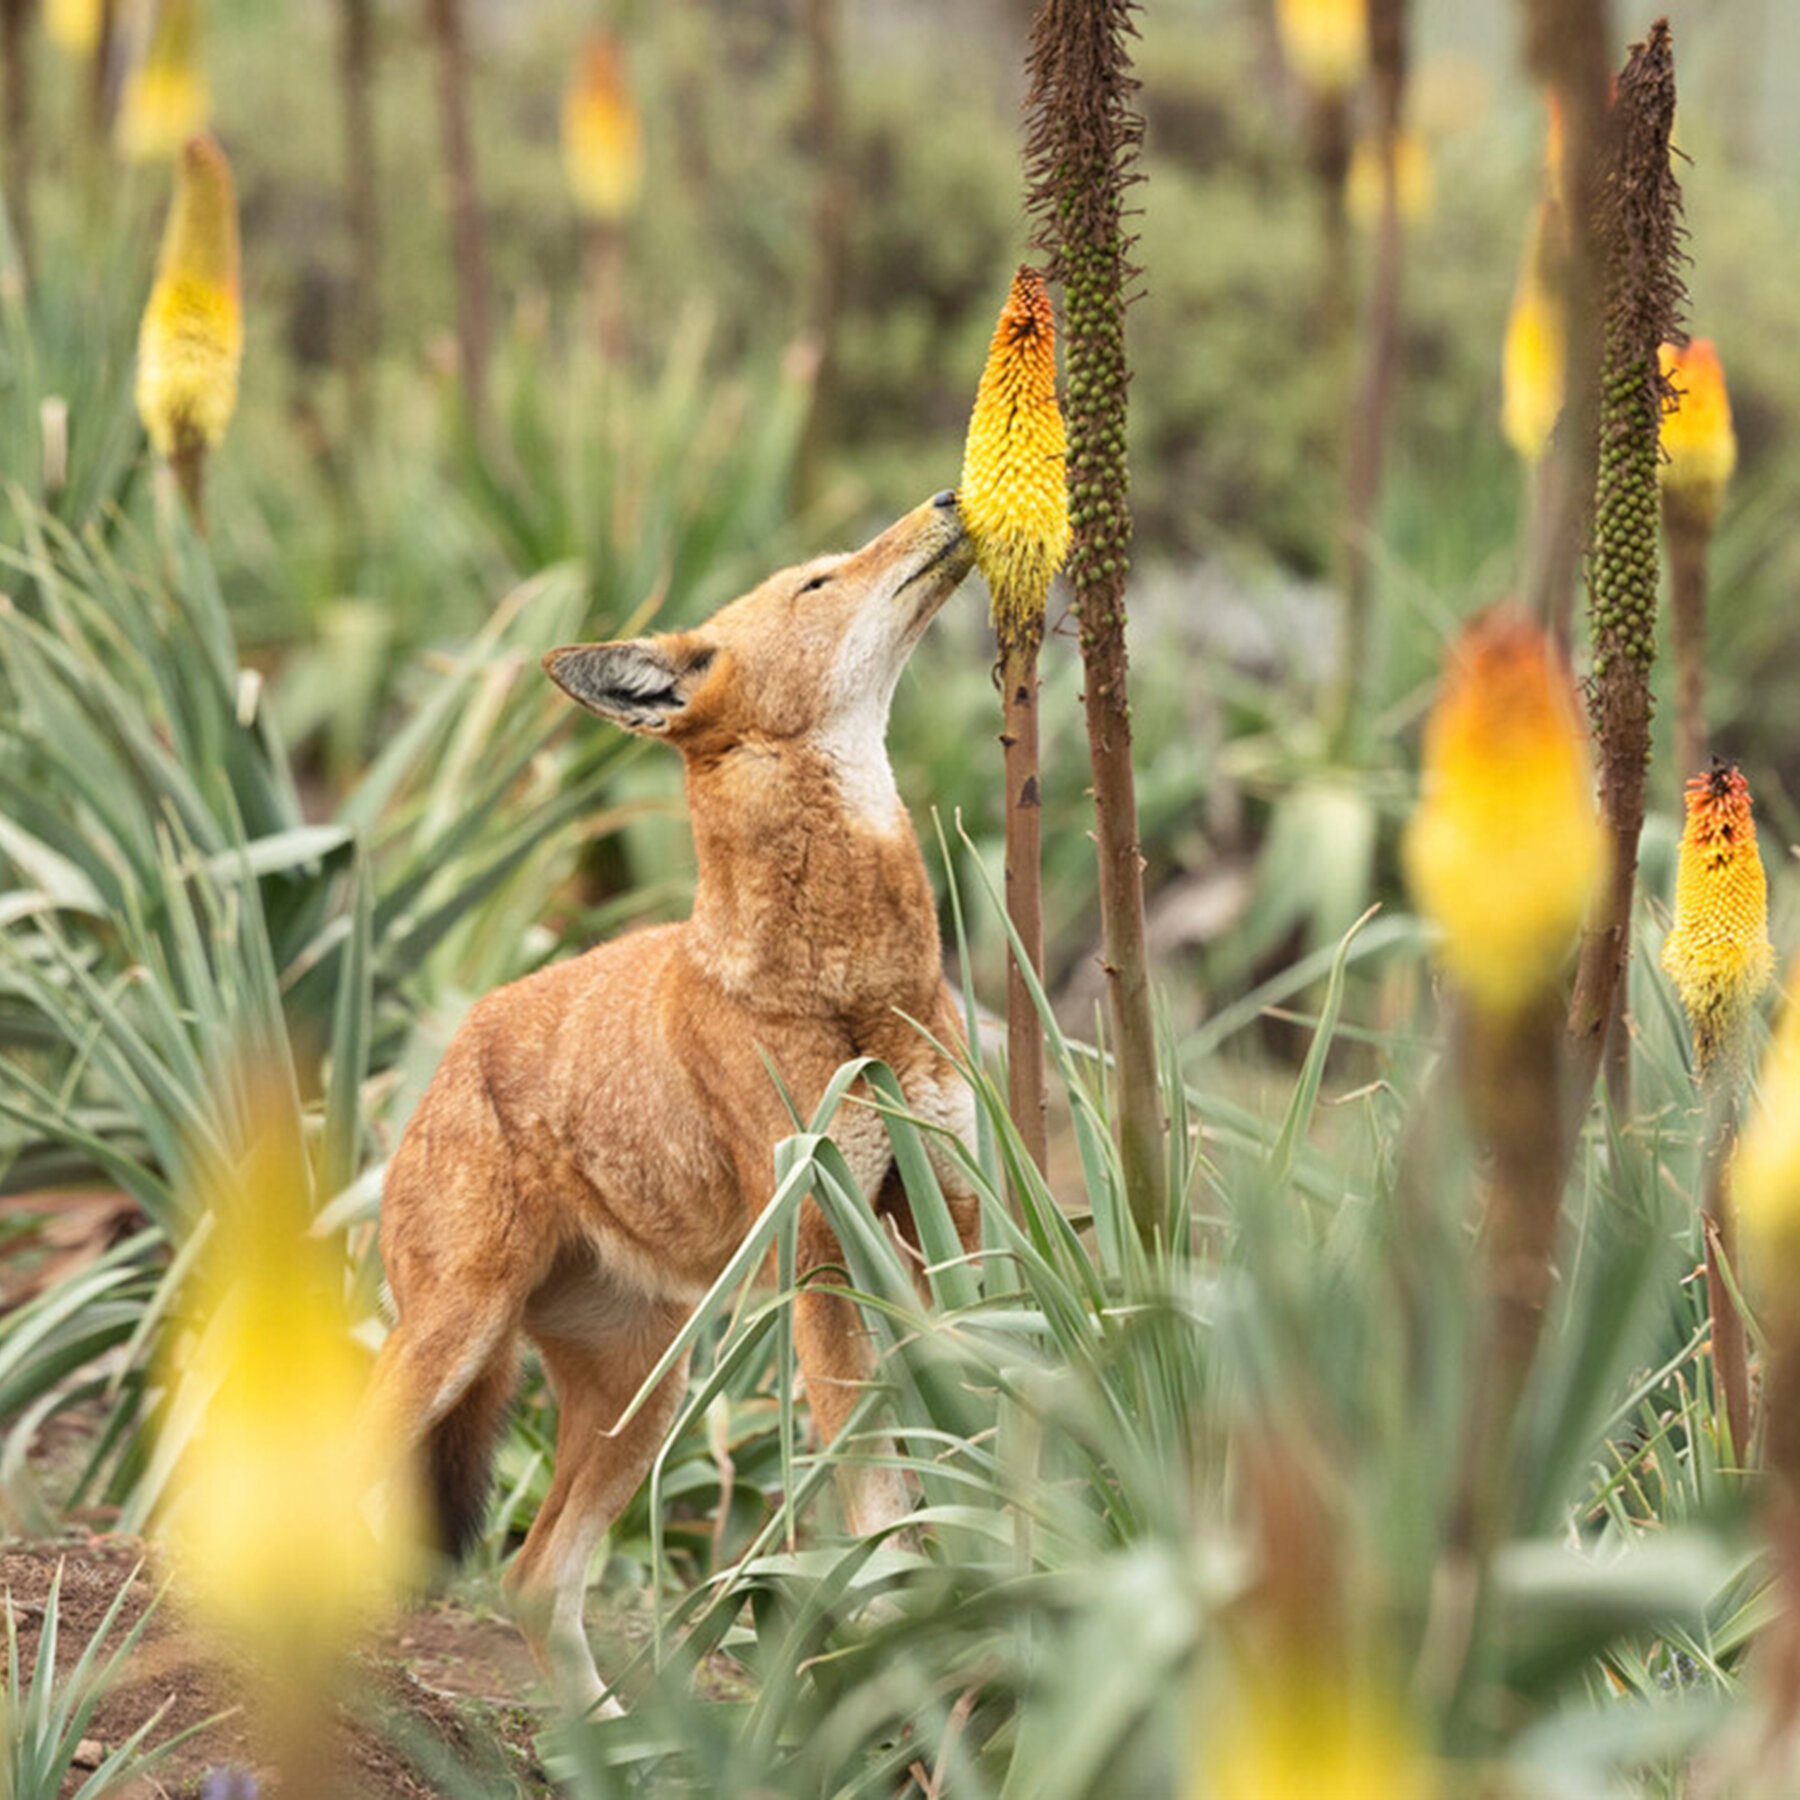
(136, 132), (242, 526)
(1566, 19), (1687, 1108)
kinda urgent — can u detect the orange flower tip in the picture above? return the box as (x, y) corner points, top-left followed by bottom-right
(1658, 338), (1737, 525)
(959, 266), (1071, 632)
(1659, 760), (1773, 1073)
(563, 30), (645, 224)
(1274, 0), (1370, 95)
(1404, 607), (1606, 1018)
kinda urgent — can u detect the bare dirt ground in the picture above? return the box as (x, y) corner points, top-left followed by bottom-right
(0, 1534), (565, 1799)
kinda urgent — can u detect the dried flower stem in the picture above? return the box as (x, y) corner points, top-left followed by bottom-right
(1516, 0), (1612, 650)
(795, 0), (851, 509)
(1331, 0), (1409, 749)
(1024, 0), (1165, 1238)
(339, 0), (380, 442)
(1565, 20), (1685, 1105)
(1001, 631), (1050, 1177)
(426, 0), (491, 436)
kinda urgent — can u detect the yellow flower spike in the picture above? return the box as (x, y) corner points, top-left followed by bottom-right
(117, 0), (210, 163)
(1347, 128), (1434, 229)
(1659, 764), (1774, 1076)
(1204, 1666), (1438, 1800)
(1737, 988), (1800, 1264)
(1274, 0), (1369, 94)
(46, 0), (102, 58)
(959, 266), (1071, 639)
(1501, 199), (1567, 464)
(1404, 608), (1607, 1019)
(562, 31), (645, 225)
(164, 1076), (423, 1683)
(1659, 338), (1738, 528)
(136, 133), (242, 463)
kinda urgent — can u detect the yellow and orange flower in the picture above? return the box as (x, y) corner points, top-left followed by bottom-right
(136, 133), (242, 460)
(562, 31), (645, 224)
(1347, 128), (1434, 229)
(46, 0), (102, 57)
(1404, 609), (1606, 1017)
(1204, 1664), (1437, 1800)
(1501, 198), (1567, 464)
(117, 0), (210, 163)
(1660, 764), (1774, 1075)
(1274, 0), (1369, 95)
(1658, 338), (1737, 528)
(163, 1077), (422, 1682)
(960, 266), (1071, 637)
(1737, 985), (1800, 1263)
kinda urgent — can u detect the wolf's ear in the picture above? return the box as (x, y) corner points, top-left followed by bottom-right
(542, 637), (716, 734)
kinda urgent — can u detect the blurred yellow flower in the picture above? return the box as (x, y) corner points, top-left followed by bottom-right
(1738, 987), (1800, 1262)
(1405, 609), (1606, 1018)
(1659, 764), (1773, 1075)
(1205, 1668), (1438, 1800)
(1347, 128), (1433, 228)
(1275, 0), (1368, 94)
(1659, 338), (1737, 527)
(137, 133), (242, 461)
(163, 1078), (422, 1677)
(1501, 201), (1566, 464)
(959, 266), (1071, 637)
(117, 0), (210, 163)
(46, 0), (102, 57)
(563, 31), (645, 224)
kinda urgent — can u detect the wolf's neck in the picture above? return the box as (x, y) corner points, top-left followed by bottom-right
(683, 742), (939, 1017)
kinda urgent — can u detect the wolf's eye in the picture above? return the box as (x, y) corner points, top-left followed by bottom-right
(799, 573), (832, 594)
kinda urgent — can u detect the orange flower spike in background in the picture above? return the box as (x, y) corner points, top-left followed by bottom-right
(1275, 0), (1369, 94)
(136, 133), (243, 463)
(1501, 209), (1566, 465)
(1404, 609), (1606, 1018)
(563, 31), (645, 225)
(117, 0), (210, 163)
(1659, 764), (1773, 1075)
(959, 266), (1071, 635)
(1659, 338), (1738, 528)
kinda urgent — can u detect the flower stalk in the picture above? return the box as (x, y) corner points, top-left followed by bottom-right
(1024, 0), (1165, 1239)
(1565, 19), (1685, 1112)
(961, 266), (1072, 1179)
(1406, 609), (1605, 1557)
(1658, 337), (1737, 783)
(426, 0), (492, 437)
(1660, 763), (1772, 1457)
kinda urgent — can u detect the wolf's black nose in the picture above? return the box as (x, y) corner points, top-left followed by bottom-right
(932, 488), (957, 509)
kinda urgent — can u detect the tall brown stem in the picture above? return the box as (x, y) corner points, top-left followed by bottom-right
(1565, 21), (1685, 1107)
(1, 0), (32, 276)
(1331, 0), (1409, 752)
(1700, 1080), (1752, 1460)
(794, 0), (850, 511)
(1516, 0), (1612, 650)
(339, 0), (380, 441)
(1000, 632), (1049, 1181)
(1665, 504), (1710, 785)
(425, 0), (490, 436)
(1024, 0), (1165, 1242)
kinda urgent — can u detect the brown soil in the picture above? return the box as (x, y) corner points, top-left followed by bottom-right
(0, 1535), (561, 1799)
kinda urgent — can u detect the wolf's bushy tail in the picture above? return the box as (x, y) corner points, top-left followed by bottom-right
(424, 1354), (517, 1563)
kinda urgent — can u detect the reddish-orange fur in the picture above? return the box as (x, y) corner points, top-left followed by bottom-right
(365, 496), (981, 1712)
